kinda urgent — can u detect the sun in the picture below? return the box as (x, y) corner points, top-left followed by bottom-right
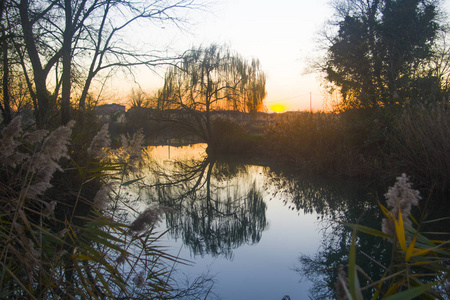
(269, 104), (286, 113)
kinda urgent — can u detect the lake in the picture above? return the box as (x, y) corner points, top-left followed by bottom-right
(127, 144), (387, 299)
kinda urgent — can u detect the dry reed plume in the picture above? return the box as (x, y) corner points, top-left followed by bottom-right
(0, 116), (209, 298)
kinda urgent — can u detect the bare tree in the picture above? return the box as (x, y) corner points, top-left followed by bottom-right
(9, 0), (202, 126)
(1, 0), (15, 124)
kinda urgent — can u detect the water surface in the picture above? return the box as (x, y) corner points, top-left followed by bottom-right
(131, 144), (383, 299)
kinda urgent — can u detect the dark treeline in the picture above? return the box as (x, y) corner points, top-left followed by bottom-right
(261, 105), (450, 193)
(262, 0), (450, 194)
(122, 103), (450, 194)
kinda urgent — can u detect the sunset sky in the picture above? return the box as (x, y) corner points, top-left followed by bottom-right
(111, 0), (450, 113)
(188, 0), (333, 112)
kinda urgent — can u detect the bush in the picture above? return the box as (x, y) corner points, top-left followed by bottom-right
(208, 116), (258, 156)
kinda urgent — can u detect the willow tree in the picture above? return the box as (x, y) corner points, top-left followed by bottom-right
(158, 44), (266, 143)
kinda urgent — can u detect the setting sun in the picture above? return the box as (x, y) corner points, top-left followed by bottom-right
(269, 104), (286, 113)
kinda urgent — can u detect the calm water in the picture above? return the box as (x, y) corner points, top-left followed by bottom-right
(129, 144), (385, 299)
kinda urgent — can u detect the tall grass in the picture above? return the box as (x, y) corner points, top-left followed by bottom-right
(262, 112), (374, 177)
(386, 103), (450, 191)
(261, 104), (450, 193)
(341, 174), (450, 299)
(0, 115), (212, 298)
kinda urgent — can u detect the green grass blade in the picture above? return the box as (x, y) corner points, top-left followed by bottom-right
(383, 282), (438, 300)
(342, 222), (390, 238)
(348, 229), (363, 300)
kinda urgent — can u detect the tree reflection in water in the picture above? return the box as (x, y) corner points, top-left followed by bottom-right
(133, 145), (395, 298)
(265, 169), (391, 299)
(140, 150), (268, 259)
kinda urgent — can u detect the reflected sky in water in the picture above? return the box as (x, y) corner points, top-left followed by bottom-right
(157, 193), (320, 299)
(129, 144), (379, 299)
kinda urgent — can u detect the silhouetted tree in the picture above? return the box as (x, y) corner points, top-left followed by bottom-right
(157, 44), (267, 143)
(323, 0), (442, 108)
(4, 0), (201, 126)
(129, 87), (150, 109)
(1, 0), (15, 124)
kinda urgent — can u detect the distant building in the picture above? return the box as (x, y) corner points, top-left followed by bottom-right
(94, 103), (126, 123)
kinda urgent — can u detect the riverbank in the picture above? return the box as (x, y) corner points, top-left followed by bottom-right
(112, 103), (449, 195)
(256, 104), (450, 196)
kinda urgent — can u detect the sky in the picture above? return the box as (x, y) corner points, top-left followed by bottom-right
(188, 0), (333, 112)
(109, 0), (450, 113)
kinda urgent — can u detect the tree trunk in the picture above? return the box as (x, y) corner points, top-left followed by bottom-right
(1, 31), (11, 124)
(61, 0), (72, 125)
(19, 0), (50, 126)
(78, 74), (94, 112)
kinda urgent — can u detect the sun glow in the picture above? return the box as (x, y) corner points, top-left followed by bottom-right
(269, 104), (286, 113)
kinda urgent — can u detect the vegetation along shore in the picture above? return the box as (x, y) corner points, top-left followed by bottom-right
(1, 0), (449, 298)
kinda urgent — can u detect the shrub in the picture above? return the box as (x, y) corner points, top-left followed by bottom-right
(208, 116), (258, 156)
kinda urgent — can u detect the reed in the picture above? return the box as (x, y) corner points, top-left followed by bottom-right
(262, 112), (367, 176)
(0, 116), (211, 298)
(341, 174), (450, 299)
(261, 104), (450, 194)
(385, 103), (450, 191)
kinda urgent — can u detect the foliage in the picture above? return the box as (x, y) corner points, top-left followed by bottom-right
(261, 104), (450, 193)
(323, 0), (444, 108)
(339, 174), (449, 299)
(157, 44), (267, 145)
(159, 44), (266, 113)
(0, 115), (213, 298)
(262, 111), (375, 177)
(295, 174), (449, 299)
(129, 87), (154, 109)
(208, 116), (259, 156)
